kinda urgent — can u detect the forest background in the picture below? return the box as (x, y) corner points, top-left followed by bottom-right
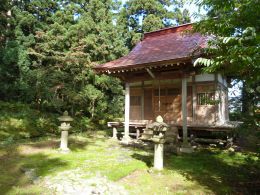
(0, 0), (259, 148)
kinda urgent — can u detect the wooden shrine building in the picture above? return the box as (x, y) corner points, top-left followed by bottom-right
(95, 23), (233, 145)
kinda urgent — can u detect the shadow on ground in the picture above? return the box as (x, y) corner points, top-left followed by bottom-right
(130, 147), (260, 194)
(0, 137), (90, 195)
(171, 150), (259, 194)
(131, 153), (153, 167)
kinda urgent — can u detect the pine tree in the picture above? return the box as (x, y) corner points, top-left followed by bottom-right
(0, 0), (127, 121)
(0, 0), (10, 44)
(118, 0), (191, 48)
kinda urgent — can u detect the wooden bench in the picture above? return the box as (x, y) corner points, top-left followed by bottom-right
(107, 120), (151, 139)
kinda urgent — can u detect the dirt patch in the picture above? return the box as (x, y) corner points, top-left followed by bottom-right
(119, 170), (147, 183)
(18, 140), (59, 155)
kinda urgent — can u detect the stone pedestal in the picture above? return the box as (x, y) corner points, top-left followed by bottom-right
(150, 115), (169, 170)
(58, 111), (73, 153)
(60, 130), (70, 152)
(179, 144), (194, 153)
(154, 143), (164, 170)
(136, 128), (140, 139)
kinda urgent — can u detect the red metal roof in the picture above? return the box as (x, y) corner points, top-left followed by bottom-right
(95, 23), (208, 72)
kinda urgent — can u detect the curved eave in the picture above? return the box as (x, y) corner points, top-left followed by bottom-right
(94, 55), (202, 74)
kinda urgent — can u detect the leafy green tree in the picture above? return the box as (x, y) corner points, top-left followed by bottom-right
(0, 0), (61, 101)
(80, 84), (103, 118)
(0, 0), (17, 100)
(0, 0), (127, 126)
(193, 0), (259, 117)
(30, 0), (127, 117)
(0, 0), (10, 43)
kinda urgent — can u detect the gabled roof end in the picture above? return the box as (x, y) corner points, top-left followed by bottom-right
(143, 23), (194, 39)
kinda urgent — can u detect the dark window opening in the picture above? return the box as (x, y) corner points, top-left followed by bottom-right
(154, 89), (166, 96)
(197, 92), (215, 105)
(167, 88), (180, 95)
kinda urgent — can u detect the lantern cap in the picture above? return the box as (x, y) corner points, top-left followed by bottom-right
(156, 115), (163, 123)
(58, 111), (73, 122)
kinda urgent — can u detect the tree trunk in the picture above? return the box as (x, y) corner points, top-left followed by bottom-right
(91, 101), (95, 118)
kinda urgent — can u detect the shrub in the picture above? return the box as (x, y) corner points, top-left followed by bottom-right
(235, 115), (260, 152)
(0, 101), (59, 141)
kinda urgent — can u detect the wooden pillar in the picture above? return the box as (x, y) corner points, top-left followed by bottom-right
(159, 80), (161, 112)
(122, 82), (131, 143)
(141, 81), (144, 120)
(182, 76), (188, 146)
(192, 75), (196, 123)
(219, 85), (224, 124)
(225, 87), (229, 121)
(214, 73), (218, 124)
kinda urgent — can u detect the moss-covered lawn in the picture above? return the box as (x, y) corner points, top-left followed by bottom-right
(0, 131), (259, 195)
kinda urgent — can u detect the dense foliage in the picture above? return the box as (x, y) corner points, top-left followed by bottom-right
(0, 101), (58, 141)
(118, 0), (190, 48)
(0, 0), (189, 132)
(194, 0), (259, 82)
(193, 0), (260, 148)
(193, 0), (259, 114)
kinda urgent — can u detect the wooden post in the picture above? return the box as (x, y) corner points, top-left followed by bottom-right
(122, 82), (131, 143)
(192, 75), (196, 123)
(219, 85), (224, 124)
(141, 81), (144, 120)
(214, 73), (218, 124)
(182, 76), (188, 146)
(225, 87), (229, 121)
(158, 80), (161, 112)
(179, 75), (193, 153)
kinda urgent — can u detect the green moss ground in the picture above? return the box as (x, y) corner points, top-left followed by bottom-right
(0, 131), (259, 195)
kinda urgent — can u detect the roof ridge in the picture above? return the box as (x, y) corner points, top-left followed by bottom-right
(143, 22), (194, 39)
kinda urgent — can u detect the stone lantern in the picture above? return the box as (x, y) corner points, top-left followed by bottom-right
(150, 116), (169, 170)
(58, 111), (73, 153)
